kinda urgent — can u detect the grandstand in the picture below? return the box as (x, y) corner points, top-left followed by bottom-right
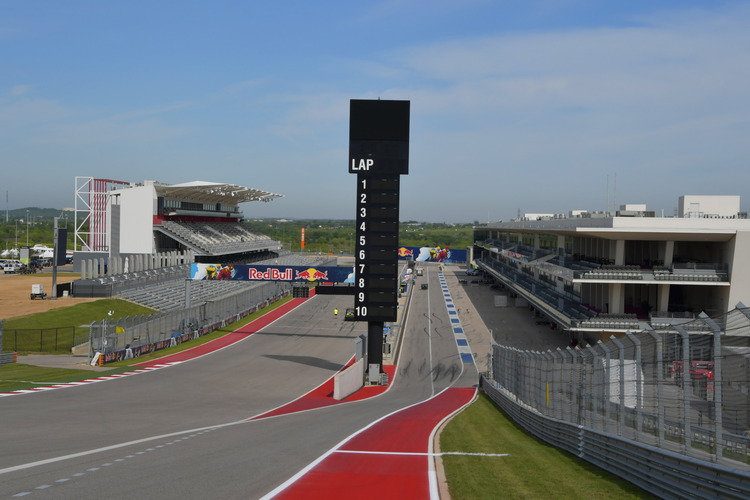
(472, 195), (750, 343)
(71, 177), (301, 304)
(74, 177), (284, 268)
(115, 252), (334, 311)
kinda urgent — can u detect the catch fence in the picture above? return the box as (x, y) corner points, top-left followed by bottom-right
(487, 305), (750, 497)
(87, 280), (292, 364)
(2, 326), (80, 354)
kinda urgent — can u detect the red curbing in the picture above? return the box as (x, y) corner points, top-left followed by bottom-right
(270, 387), (476, 500)
(251, 364), (396, 421)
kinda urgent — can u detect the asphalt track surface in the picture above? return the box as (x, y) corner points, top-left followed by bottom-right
(0, 266), (478, 499)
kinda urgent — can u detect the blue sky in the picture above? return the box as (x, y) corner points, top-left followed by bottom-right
(2, 1), (749, 222)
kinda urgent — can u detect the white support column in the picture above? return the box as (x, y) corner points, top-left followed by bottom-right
(614, 239), (625, 266)
(664, 240), (674, 267)
(608, 283), (624, 314)
(657, 284), (671, 313)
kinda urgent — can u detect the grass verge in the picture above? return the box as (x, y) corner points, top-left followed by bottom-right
(440, 393), (657, 499)
(0, 364), (134, 392)
(3, 299), (155, 330)
(2, 299), (156, 353)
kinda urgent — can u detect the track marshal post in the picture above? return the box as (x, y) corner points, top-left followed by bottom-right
(349, 99), (410, 383)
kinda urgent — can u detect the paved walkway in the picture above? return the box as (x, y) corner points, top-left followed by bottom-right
(443, 265), (572, 354)
(15, 353), (108, 371)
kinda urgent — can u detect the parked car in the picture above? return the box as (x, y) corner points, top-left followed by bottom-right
(2, 260), (23, 274)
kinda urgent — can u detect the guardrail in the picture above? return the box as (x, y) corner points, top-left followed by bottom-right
(86, 280), (291, 364)
(485, 304), (750, 497)
(481, 376), (750, 499)
(0, 352), (16, 366)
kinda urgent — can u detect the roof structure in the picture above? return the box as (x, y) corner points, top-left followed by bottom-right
(153, 181), (283, 205)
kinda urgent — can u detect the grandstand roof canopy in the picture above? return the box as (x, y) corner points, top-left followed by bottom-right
(155, 181), (283, 204)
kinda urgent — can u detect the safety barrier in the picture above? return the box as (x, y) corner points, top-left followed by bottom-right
(85, 280), (292, 364)
(481, 376), (750, 499)
(485, 304), (750, 497)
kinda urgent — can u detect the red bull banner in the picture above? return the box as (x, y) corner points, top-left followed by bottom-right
(397, 246), (467, 263)
(191, 263), (354, 283)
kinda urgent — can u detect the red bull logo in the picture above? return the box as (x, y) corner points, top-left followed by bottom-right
(295, 267), (329, 282)
(248, 268), (293, 280)
(397, 247), (414, 257)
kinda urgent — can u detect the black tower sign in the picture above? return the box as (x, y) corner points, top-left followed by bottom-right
(349, 99), (410, 375)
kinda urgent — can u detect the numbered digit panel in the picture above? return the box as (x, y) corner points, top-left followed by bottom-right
(354, 172), (400, 322)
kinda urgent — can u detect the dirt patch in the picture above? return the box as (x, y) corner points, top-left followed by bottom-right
(0, 272), (99, 320)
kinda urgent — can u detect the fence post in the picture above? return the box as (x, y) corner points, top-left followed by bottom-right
(599, 340), (612, 434)
(586, 344), (599, 431)
(542, 351), (553, 417)
(557, 348), (568, 422)
(523, 349), (532, 405)
(580, 346), (593, 429)
(700, 312), (723, 463)
(533, 351), (543, 411)
(549, 349), (559, 420)
(87, 321), (95, 364)
(674, 325), (692, 456)
(610, 335), (626, 437)
(646, 327), (665, 448)
(626, 330), (643, 442)
(568, 347), (581, 425)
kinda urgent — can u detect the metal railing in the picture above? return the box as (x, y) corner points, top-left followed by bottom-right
(487, 305), (750, 497)
(86, 280), (292, 364)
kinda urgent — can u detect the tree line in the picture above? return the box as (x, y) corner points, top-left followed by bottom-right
(244, 219), (475, 254)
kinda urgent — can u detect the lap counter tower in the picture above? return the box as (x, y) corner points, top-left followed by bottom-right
(349, 99), (410, 381)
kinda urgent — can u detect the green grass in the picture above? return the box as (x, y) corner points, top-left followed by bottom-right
(3, 299), (155, 330)
(1, 295), (295, 389)
(0, 363), (134, 392)
(440, 393), (657, 499)
(2, 299), (156, 353)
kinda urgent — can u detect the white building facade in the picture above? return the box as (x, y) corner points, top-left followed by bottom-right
(473, 196), (750, 342)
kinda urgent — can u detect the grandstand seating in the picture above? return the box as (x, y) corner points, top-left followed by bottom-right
(582, 265), (643, 280)
(653, 265), (728, 282)
(160, 220), (277, 255)
(579, 313), (640, 330)
(117, 253), (333, 311)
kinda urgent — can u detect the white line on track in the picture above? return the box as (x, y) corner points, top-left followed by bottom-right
(334, 450), (509, 457)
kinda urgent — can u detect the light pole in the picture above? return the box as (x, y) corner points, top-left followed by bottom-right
(26, 210), (29, 246)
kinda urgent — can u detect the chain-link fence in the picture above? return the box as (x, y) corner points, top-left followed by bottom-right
(491, 305), (750, 470)
(2, 326), (79, 354)
(87, 280), (292, 364)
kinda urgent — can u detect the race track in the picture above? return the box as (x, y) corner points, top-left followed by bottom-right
(0, 265), (478, 499)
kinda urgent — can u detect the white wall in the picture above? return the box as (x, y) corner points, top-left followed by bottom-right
(117, 184), (156, 254)
(728, 231), (750, 310)
(679, 195), (741, 218)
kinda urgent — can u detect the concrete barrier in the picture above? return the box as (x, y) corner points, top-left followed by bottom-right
(0, 352), (16, 366)
(333, 358), (364, 400)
